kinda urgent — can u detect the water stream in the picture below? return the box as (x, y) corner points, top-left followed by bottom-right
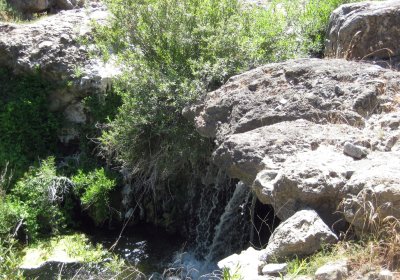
(25, 180), (258, 279)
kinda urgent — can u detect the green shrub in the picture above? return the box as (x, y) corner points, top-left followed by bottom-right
(0, 237), (24, 280)
(0, 0), (21, 21)
(0, 68), (61, 179)
(0, 199), (21, 239)
(72, 168), (116, 225)
(95, 0), (255, 179)
(93, 0), (355, 186)
(10, 157), (73, 241)
(0, 166), (20, 240)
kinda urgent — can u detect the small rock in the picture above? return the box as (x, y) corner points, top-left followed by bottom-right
(218, 247), (261, 279)
(379, 269), (393, 280)
(315, 260), (348, 280)
(38, 40), (54, 49)
(287, 277), (313, 280)
(343, 142), (369, 159)
(262, 263), (287, 276)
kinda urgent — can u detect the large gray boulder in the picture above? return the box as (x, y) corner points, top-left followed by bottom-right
(6, 0), (50, 14)
(260, 210), (337, 262)
(6, 0), (85, 15)
(188, 58), (400, 234)
(325, 1), (400, 62)
(213, 120), (360, 185)
(0, 7), (113, 98)
(253, 145), (352, 224)
(189, 58), (399, 139)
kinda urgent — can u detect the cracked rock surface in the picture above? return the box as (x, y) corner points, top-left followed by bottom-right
(188, 58), (400, 233)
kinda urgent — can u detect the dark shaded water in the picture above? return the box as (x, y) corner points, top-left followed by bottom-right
(22, 181), (267, 279)
(22, 225), (189, 280)
(89, 224), (186, 275)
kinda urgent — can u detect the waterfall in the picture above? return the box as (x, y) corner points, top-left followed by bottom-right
(170, 180), (253, 279)
(120, 165), (255, 277)
(204, 181), (253, 263)
(190, 168), (237, 258)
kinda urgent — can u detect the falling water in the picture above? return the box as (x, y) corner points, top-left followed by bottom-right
(120, 166), (255, 277)
(204, 181), (252, 263)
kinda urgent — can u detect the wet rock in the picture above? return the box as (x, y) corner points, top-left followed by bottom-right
(315, 260), (348, 280)
(343, 142), (369, 159)
(218, 247), (262, 280)
(260, 210), (337, 262)
(325, 1), (400, 61)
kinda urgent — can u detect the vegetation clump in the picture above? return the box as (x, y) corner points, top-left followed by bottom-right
(6, 157), (74, 241)
(72, 168), (117, 226)
(92, 0), (358, 224)
(0, 68), (61, 179)
(0, 0), (21, 21)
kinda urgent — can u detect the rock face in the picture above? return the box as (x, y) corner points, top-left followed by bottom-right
(0, 6), (114, 98)
(260, 210), (337, 262)
(0, 5), (119, 142)
(325, 1), (400, 63)
(188, 58), (400, 235)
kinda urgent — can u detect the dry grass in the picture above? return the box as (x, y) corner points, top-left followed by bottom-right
(287, 188), (400, 278)
(340, 188), (400, 273)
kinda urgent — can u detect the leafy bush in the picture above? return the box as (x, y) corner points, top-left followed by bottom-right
(0, 199), (21, 239)
(10, 157), (73, 241)
(0, 0), (21, 21)
(0, 237), (24, 280)
(72, 168), (116, 225)
(96, 0), (255, 181)
(0, 68), (61, 179)
(94, 0), (357, 178)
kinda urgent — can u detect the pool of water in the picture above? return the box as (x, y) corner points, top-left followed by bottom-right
(89, 224), (186, 276)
